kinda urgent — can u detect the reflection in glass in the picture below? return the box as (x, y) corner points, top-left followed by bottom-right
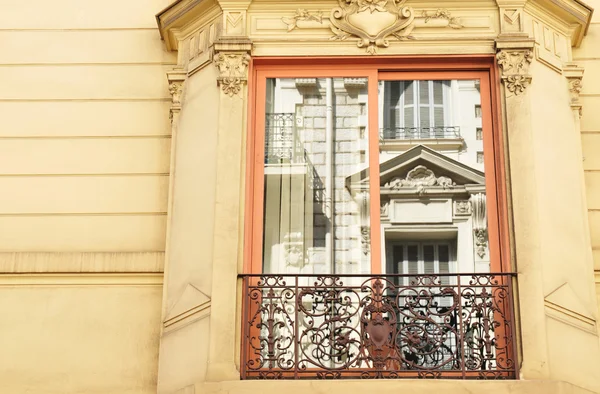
(379, 80), (489, 277)
(262, 78), (370, 275)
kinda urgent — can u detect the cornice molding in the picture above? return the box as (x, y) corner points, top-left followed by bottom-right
(156, 0), (221, 51)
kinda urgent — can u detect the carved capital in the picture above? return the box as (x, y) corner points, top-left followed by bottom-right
(496, 49), (533, 95)
(213, 48), (251, 97)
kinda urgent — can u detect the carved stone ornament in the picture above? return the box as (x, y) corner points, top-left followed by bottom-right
(471, 193), (488, 259)
(454, 200), (471, 216)
(283, 232), (305, 268)
(282, 9), (323, 32)
(169, 82), (184, 106)
(422, 9), (462, 29)
(386, 165), (455, 196)
(496, 50), (533, 95)
(214, 52), (251, 97)
(329, 0), (416, 55)
(568, 78), (583, 117)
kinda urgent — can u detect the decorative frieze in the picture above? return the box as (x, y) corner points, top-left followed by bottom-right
(496, 49), (533, 95)
(214, 51), (251, 97)
(279, 2), (466, 55)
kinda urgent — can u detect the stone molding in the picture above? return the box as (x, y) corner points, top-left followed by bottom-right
(213, 39), (252, 97)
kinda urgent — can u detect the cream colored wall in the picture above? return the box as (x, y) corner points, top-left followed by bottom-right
(573, 0), (600, 331)
(0, 0), (174, 392)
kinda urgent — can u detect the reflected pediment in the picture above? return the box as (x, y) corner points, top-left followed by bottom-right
(347, 144), (485, 195)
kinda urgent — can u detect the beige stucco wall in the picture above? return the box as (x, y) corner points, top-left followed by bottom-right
(0, 0), (175, 392)
(573, 0), (600, 329)
(2, 0), (600, 393)
(578, 0), (600, 307)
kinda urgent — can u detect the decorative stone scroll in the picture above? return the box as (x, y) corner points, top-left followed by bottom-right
(471, 193), (487, 259)
(357, 191), (371, 255)
(214, 52), (251, 97)
(281, 4), (463, 54)
(386, 165), (455, 196)
(496, 49), (534, 95)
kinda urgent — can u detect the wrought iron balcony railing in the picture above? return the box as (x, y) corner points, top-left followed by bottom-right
(265, 113), (305, 164)
(380, 126), (461, 140)
(240, 273), (518, 380)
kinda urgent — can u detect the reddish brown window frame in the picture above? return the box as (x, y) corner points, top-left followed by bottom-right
(243, 55), (510, 276)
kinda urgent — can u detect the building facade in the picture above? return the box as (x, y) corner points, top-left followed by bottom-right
(2, 0), (600, 393)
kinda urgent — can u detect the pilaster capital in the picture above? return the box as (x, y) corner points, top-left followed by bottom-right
(496, 39), (535, 96)
(564, 63), (585, 117)
(213, 38), (252, 97)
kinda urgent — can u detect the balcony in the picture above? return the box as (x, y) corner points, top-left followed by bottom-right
(265, 113), (305, 165)
(380, 127), (464, 151)
(240, 273), (518, 380)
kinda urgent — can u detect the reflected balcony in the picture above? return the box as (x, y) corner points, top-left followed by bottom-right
(380, 127), (464, 151)
(240, 273), (518, 380)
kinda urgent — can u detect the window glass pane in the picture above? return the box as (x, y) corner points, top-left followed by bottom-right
(262, 78), (370, 275)
(379, 79), (489, 276)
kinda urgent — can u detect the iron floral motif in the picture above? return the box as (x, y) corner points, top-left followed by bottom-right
(329, 0), (416, 54)
(214, 52), (251, 97)
(496, 50), (533, 95)
(282, 9), (323, 32)
(422, 9), (463, 29)
(241, 273), (517, 379)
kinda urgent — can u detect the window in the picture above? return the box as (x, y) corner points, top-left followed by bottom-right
(243, 59), (514, 380)
(475, 104), (482, 118)
(381, 80), (450, 139)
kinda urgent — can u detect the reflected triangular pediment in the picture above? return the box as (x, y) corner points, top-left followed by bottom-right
(347, 145), (485, 191)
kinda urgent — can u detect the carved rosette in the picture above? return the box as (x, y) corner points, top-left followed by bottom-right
(214, 52), (251, 97)
(496, 50), (533, 95)
(329, 0), (416, 54)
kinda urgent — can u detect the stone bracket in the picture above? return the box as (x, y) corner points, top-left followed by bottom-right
(564, 63), (584, 118)
(167, 69), (187, 123)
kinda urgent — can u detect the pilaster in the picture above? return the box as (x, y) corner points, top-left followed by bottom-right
(496, 37), (550, 380)
(205, 37), (252, 382)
